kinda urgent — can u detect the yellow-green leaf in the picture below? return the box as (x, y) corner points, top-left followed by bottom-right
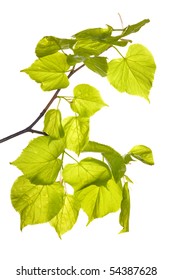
(128, 145), (154, 165)
(119, 182), (130, 233)
(43, 109), (64, 139)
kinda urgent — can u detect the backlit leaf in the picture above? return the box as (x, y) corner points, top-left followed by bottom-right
(63, 157), (112, 191)
(21, 52), (70, 91)
(11, 136), (65, 185)
(128, 145), (154, 165)
(107, 44), (156, 101)
(50, 194), (80, 238)
(63, 116), (89, 155)
(43, 109), (64, 139)
(71, 84), (107, 117)
(11, 176), (64, 229)
(75, 178), (122, 224)
(119, 182), (130, 233)
(84, 57), (108, 77)
(74, 39), (110, 56)
(73, 25), (113, 40)
(121, 19), (150, 37)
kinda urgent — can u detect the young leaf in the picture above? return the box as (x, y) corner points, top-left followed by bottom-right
(11, 176), (64, 230)
(63, 157), (112, 191)
(21, 52), (70, 91)
(83, 141), (126, 182)
(128, 145), (154, 165)
(74, 39), (110, 56)
(11, 136), (65, 185)
(84, 57), (108, 77)
(107, 44), (156, 101)
(50, 194), (80, 238)
(119, 182), (130, 233)
(43, 109), (64, 139)
(63, 116), (89, 155)
(35, 36), (76, 57)
(73, 25), (113, 40)
(121, 19), (150, 37)
(70, 84), (107, 117)
(75, 178), (122, 224)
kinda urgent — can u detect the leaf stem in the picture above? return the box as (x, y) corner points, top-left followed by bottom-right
(112, 46), (125, 58)
(64, 151), (79, 163)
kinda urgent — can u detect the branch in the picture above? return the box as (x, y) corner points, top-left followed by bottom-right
(0, 64), (85, 144)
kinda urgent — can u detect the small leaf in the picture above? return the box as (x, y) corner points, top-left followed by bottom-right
(63, 116), (89, 155)
(84, 57), (108, 77)
(128, 145), (154, 165)
(63, 157), (112, 191)
(21, 52), (70, 91)
(11, 176), (64, 229)
(119, 182), (130, 233)
(50, 194), (80, 238)
(73, 25), (113, 40)
(11, 136), (65, 185)
(74, 39), (110, 56)
(67, 54), (86, 66)
(43, 109), (64, 139)
(107, 44), (156, 101)
(75, 178), (122, 224)
(71, 84), (107, 117)
(121, 19), (150, 37)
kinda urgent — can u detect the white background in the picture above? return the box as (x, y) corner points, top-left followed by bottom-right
(0, 0), (172, 279)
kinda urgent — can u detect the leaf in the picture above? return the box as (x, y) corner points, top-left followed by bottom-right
(21, 52), (70, 91)
(11, 136), (65, 185)
(63, 157), (112, 191)
(67, 54), (86, 66)
(83, 141), (126, 182)
(121, 19), (150, 37)
(35, 36), (76, 57)
(11, 176), (64, 230)
(50, 194), (80, 238)
(128, 145), (154, 165)
(119, 182), (130, 233)
(107, 44), (156, 101)
(73, 25), (113, 40)
(63, 116), (89, 155)
(70, 84), (107, 117)
(75, 178), (122, 224)
(84, 57), (108, 77)
(43, 109), (64, 139)
(74, 39), (110, 56)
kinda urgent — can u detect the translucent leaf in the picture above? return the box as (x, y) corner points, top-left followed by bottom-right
(107, 44), (156, 101)
(63, 157), (112, 191)
(21, 52), (70, 91)
(63, 116), (89, 155)
(50, 194), (80, 238)
(119, 182), (130, 233)
(75, 178), (122, 224)
(73, 25), (113, 40)
(35, 36), (76, 57)
(74, 39), (110, 56)
(84, 57), (108, 77)
(128, 145), (154, 165)
(43, 109), (64, 139)
(121, 19), (150, 37)
(67, 54), (85, 66)
(11, 176), (64, 229)
(70, 84), (107, 117)
(83, 141), (126, 182)
(11, 136), (65, 185)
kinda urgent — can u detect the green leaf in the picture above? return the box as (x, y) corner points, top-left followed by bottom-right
(107, 44), (156, 101)
(75, 178), (122, 224)
(43, 109), (64, 139)
(84, 57), (108, 77)
(74, 39), (110, 56)
(83, 141), (126, 182)
(121, 19), (150, 37)
(11, 176), (64, 229)
(70, 84), (107, 117)
(119, 182), (130, 233)
(73, 25), (113, 40)
(67, 54), (86, 66)
(11, 136), (65, 185)
(21, 52), (70, 91)
(128, 145), (154, 165)
(50, 194), (80, 238)
(63, 116), (89, 155)
(35, 36), (76, 57)
(63, 157), (112, 191)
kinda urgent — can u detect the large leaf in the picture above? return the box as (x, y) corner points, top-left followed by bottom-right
(50, 194), (80, 238)
(11, 136), (65, 185)
(63, 157), (112, 191)
(119, 182), (130, 233)
(75, 178), (122, 224)
(11, 176), (64, 229)
(21, 52), (70, 91)
(35, 36), (76, 57)
(128, 145), (154, 165)
(83, 141), (126, 182)
(70, 84), (107, 117)
(84, 57), (108, 77)
(63, 116), (89, 155)
(107, 44), (156, 101)
(43, 109), (64, 139)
